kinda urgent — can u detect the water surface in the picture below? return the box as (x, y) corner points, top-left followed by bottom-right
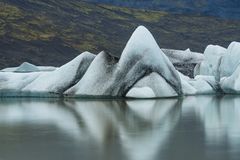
(0, 96), (240, 160)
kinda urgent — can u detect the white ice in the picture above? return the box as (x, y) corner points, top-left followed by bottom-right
(24, 52), (95, 94)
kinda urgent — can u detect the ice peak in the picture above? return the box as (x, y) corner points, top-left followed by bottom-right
(121, 26), (160, 58)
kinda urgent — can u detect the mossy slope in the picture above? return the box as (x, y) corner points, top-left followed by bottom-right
(0, 0), (240, 68)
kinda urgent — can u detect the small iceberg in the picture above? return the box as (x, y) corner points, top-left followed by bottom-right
(1, 62), (56, 72)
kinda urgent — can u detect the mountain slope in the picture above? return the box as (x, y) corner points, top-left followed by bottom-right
(0, 0), (240, 69)
(85, 0), (240, 19)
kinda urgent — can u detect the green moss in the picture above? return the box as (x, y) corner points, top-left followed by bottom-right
(10, 21), (56, 41)
(69, 2), (94, 14)
(99, 4), (167, 22)
(84, 33), (95, 40)
(99, 4), (133, 14)
(133, 11), (167, 22)
(0, 3), (23, 20)
(73, 41), (97, 51)
(0, 20), (5, 36)
(0, 30), (5, 36)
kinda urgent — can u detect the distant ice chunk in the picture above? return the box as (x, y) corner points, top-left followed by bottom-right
(1, 62), (56, 72)
(15, 62), (40, 72)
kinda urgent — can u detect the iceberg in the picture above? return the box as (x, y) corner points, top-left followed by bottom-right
(15, 62), (40, 72)
(65, 26), (182, 97)
(1, 26), (240, 98)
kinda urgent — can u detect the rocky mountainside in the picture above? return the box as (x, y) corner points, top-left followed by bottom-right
(0, 0), (240, 69)
(85, 0), (240, 19)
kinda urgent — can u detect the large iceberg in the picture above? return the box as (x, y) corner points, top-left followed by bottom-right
(65, 26), (182, 97)
(1, 26), (240, 98)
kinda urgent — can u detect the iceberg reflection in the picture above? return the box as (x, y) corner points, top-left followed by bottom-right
(0, 96), (240, 160)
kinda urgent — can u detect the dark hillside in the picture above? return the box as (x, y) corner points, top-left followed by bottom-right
(0, 0), (240, 68)
(85, 0), (240, 19)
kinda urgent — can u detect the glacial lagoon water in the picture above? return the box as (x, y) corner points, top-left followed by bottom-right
(0, 96), (240, 160)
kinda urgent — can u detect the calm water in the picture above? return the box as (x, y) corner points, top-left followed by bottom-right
(0, 96), (240, 160)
